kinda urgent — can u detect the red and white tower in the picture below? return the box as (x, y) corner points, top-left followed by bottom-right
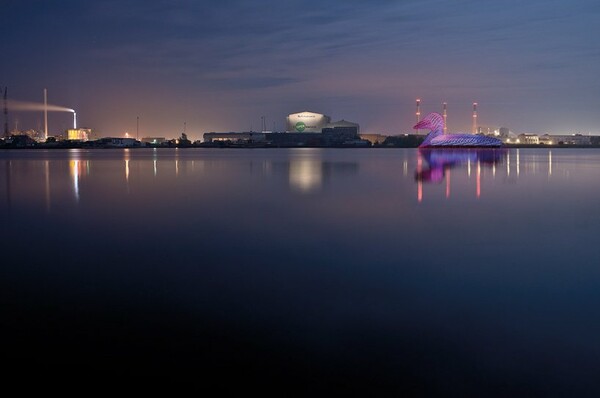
(472, 102), (478, 135)
(416, 98), (421, 134)
(443, 102), (448, 134)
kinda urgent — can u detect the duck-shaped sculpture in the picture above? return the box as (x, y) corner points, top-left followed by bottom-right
(415, 112), (503, 147)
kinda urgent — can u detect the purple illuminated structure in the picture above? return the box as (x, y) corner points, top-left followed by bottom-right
(415, 148), (506, 183)
(415, 112), (503, 147)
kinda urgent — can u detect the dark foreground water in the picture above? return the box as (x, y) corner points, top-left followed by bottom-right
(1, 148), (600, 394)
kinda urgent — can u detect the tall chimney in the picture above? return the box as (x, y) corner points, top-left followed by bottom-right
(416, 98), (421, 134)
(3, 87), (8, 138)
(443, 102), (447, 134)
(44, 88), (48, 140)
(472, 102), (478, 135)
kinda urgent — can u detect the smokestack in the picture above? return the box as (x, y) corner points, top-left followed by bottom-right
(73, 112), (77, 130)
(44, 88), (48, 140)
(443, 102), (447, 134)
(416, 98), (421, 134)
(472, 102), (478, 135)
(3, 87), (9, 138)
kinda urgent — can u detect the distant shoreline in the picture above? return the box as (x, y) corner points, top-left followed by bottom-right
(3, 145), (600, 150)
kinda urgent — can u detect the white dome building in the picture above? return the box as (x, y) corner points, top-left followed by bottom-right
(286, 111), (331, 133)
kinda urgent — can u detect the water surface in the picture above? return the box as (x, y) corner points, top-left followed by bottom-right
(1, 148), (600, 394)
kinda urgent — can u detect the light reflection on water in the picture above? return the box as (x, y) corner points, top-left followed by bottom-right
(2, 148), (600, 393)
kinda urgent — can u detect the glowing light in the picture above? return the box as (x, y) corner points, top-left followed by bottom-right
(69, 160), (80, 202)
(476, 161), (481, 198)
(45, 160), (50, 212)
(289, 158), (322, 193)
(416, 113), (502, 148)
(417, 153), (423, 202)
(124, 149), (130, 181)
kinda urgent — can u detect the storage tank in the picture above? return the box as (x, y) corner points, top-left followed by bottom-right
(286, 111), (331, 133)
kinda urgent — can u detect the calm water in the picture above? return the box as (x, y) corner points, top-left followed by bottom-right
(2, 148), (600, 394)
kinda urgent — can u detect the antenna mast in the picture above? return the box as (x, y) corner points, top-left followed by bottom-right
(261, 116), (266, 132)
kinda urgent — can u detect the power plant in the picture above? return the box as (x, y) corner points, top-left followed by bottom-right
(40, 88), (78, 139)
(0, 88), (80, 142)
(205, 110), (363, 147)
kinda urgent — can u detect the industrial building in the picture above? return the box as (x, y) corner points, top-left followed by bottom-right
(67, 128), (91, 141)
(141, 137), (167, 145)
(95, 137), (139, 147)
(508, 133), (593, 145)
(360, 134), (387, 144)
(518, 134), (540, 145)
(286, 111), (359, 134)
(203, 132), (266, 144)
(203, 111), (363, 147)
(286, 111), (331, 133)
(543, 134), (591, 145)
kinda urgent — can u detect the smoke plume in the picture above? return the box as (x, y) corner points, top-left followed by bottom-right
(7, 100), (74, 113)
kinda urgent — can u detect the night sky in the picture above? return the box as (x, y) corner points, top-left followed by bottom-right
(3, 0), (600, 140)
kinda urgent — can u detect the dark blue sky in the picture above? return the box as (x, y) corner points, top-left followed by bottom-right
(3, 0), (600, 139)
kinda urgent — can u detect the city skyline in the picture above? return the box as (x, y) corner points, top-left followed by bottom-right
(3, 0), (600, 140)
